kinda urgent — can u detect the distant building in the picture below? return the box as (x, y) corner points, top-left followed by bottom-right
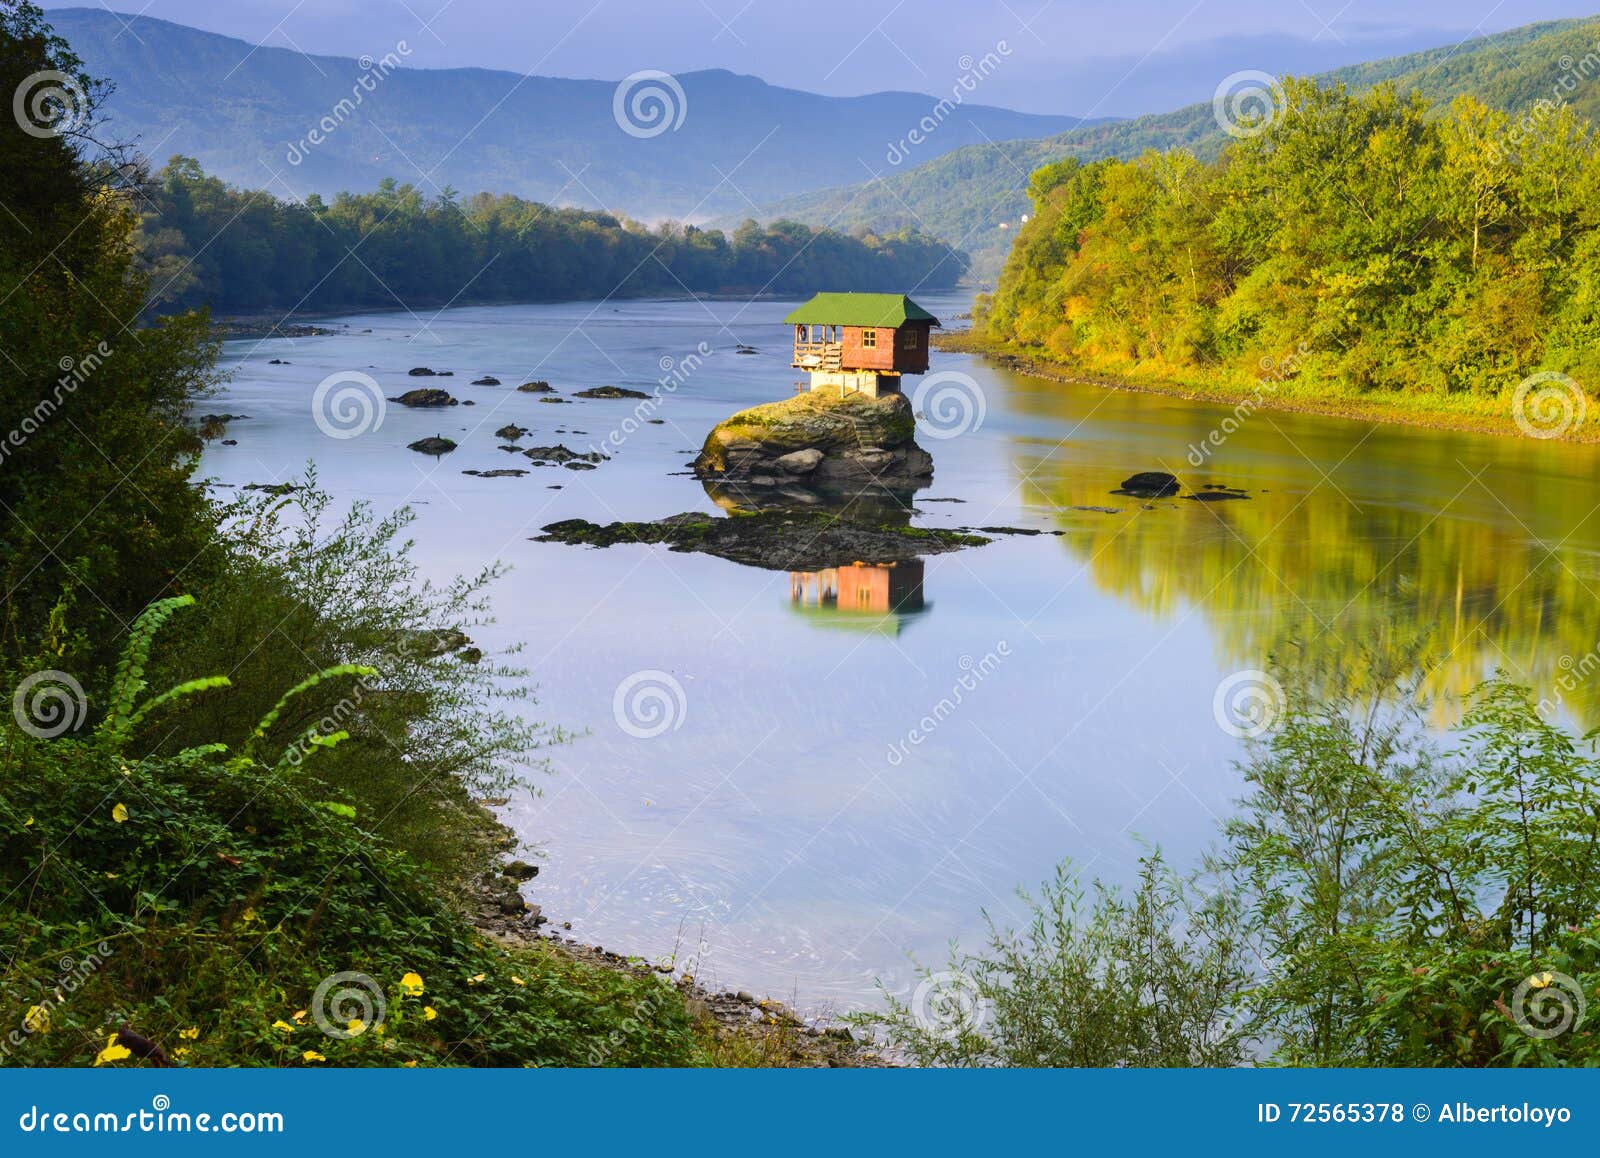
(784, 292), (940, 399)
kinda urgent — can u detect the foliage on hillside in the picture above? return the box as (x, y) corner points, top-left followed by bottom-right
(980, 79), (1600, 419)
(756, 17), (1600, 279)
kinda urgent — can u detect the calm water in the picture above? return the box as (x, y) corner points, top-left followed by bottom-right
(205, 293), (1600, 1010)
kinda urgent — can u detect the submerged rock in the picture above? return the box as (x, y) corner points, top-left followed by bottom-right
(534, 511), (988, 571)
(392, 388), (458, 408)
(494, 424), (530, 440)
(516, 380), (554, 393)
(472, 376), (502, 385)
(521, 444), (607, 466)
(463, 468), (529, 478)
(574, 385), (650, 399)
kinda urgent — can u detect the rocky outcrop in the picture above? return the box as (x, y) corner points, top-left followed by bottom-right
(516, 380), (554, 393)
(408, 436), (457, 455)
(692, 392), (933, 497)
(393, 388), (458, 407)
(535, 511), (987, 571)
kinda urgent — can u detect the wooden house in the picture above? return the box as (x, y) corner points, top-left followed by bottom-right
(783, 292), (940, 398)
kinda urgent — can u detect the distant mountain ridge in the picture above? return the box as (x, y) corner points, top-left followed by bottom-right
(47, 7), (1089, 220)
(745, 16), (1600, 280)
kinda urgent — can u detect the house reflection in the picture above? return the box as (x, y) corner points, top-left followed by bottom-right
(788, 560), (929, 635)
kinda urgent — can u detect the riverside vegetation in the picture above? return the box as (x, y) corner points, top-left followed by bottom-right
(0, 1), (828, 1068)
(964, 77), (1600, 437)
(6, 0), (1599, 1068)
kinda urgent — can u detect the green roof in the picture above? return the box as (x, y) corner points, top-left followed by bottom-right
(782, 293), (940, 328)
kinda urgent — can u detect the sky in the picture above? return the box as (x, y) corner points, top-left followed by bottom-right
(43, 1), (1600, 115)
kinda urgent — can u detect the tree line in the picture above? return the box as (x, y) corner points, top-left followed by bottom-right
(137, 157), (968, 316)
(981, 79), (1600, 411)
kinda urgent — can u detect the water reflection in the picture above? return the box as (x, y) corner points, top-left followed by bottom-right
(788, 560), (929, 635)
(998, 377), (1600, 726)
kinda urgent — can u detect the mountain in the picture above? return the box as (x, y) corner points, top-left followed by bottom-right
(47, 8), (1087, 221)
(746, 17), (1600, 280)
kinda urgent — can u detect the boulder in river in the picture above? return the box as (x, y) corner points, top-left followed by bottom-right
(1114, 471), (1181, 498)
(408, 436), (457, 456)
(392, 388), (458, 408)
(693, 391), (933, 493)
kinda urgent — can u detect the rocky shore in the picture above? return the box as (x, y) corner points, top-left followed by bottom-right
(465, 805), (885, 1067)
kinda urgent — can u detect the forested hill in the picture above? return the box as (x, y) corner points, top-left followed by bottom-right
(976, 79), (1600, 435)
(750, 17), (1600, 279)
(49, 7), (1084, 220)
(134, 159), (968, 316)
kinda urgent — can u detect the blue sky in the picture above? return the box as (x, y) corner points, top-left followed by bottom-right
(45, 1), (1600, 114)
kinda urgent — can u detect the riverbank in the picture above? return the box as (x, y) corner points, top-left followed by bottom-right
(466, 803), (887, 1067)
(938, 332), (1600, 444)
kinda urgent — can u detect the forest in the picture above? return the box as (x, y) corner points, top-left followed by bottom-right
(978, 79), (1600, 420)
(136, 157), (967, 316)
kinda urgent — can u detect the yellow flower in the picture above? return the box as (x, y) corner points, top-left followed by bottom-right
(291, 1009), (309, 1024)
(468, 973), (486, 985)
(1531, 972), (1554, 989)
(22, 816), (32, 827)
(94, 1035), (131, 1067)
(346, 1018), (367, 1037)
(173, 1047), (190, 1059)
(301, 1049), (325, 1063)
(399, 971), (424, 997)
(179, 1026), (200, 1041)
(402, 1059), (418, 1067)
(271, 1019), (295, 1034)
(423, 1006), (438, 1022)
(111, 803), (129, 823)
(23, 1005), (50, 1034)
(510, 975), (526, 986)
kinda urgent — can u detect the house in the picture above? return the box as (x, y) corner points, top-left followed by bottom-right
(783, 292), (940, 399)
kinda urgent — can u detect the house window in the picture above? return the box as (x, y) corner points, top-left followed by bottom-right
(900, 329), (919, 349)
(861, 329), (877, 348)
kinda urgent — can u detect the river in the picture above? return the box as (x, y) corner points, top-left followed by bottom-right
(204, 291), (1600, 1012)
